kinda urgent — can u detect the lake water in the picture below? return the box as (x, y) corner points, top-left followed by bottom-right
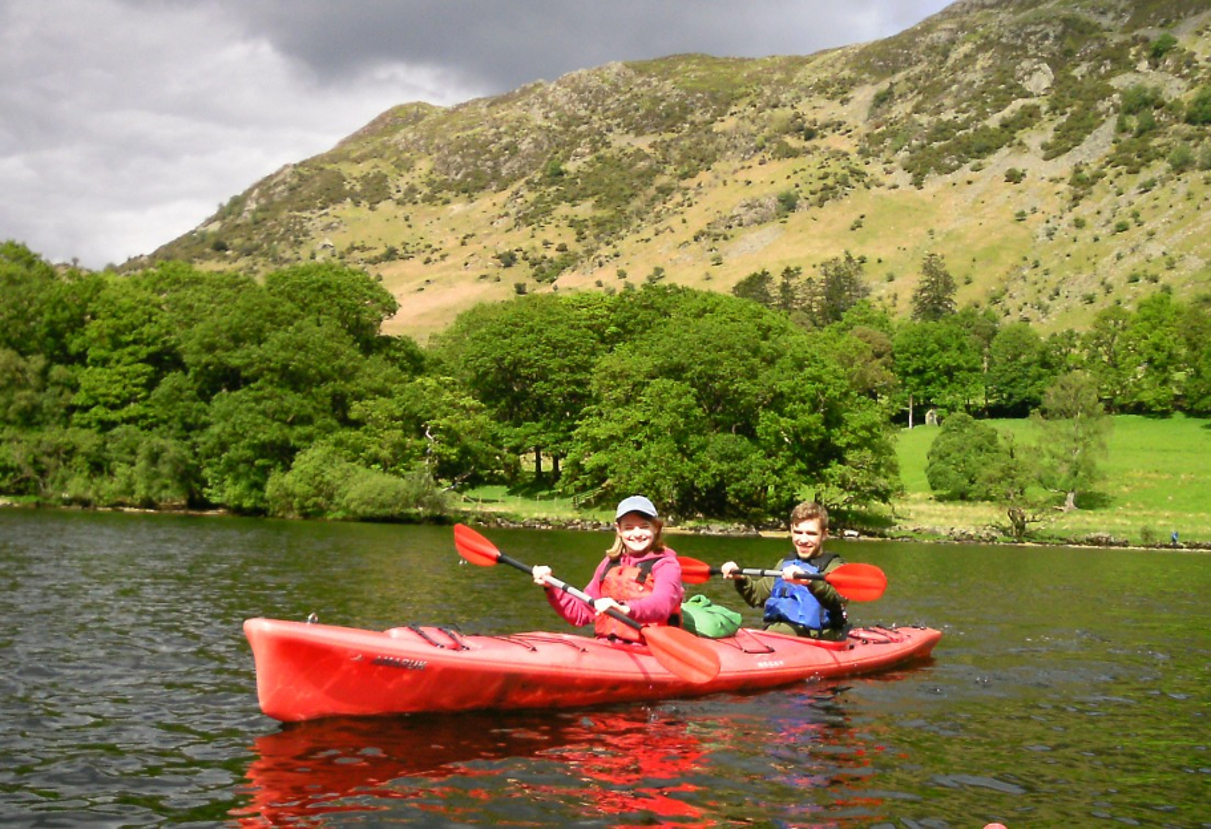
(1, 509), (1207, 827)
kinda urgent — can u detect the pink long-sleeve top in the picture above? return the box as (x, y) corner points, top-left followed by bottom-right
(545, 547), (684, 629)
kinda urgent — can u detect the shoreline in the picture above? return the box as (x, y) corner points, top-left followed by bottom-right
(3, 499), (1206, 552)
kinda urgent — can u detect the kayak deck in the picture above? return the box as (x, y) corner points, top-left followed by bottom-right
(244, 617), (942, 721)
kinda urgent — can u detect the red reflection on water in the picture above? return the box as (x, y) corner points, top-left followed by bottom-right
(232, 685), (892, 827)
(532, 710), (712, 828)
(231, 707), (711, 826)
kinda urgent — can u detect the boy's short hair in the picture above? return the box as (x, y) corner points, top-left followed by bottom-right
(789, 500), (829, 531)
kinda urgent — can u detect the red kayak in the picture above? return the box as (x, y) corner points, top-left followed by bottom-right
(243, 617), (942, 722)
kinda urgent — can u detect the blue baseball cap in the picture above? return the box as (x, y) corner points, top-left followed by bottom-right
(615, 495), (658, 520)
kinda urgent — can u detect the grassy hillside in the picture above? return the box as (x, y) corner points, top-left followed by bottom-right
(134, 0), (1211, 343)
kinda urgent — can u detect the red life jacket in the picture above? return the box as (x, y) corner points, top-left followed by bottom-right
(594, 558), (678, 642)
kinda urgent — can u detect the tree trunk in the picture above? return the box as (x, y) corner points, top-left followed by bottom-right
(534, 447), (543, 482)
(1007, 506), (1027, 541)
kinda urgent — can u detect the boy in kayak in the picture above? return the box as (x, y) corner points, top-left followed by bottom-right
(720, 500), (849, 641)
(532, 495), (684, 641)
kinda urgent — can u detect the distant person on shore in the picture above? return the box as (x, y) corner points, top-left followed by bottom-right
(721, 500), (849, 641)
(1171, 530), (1180, 548)
(531, 495), (683, 641)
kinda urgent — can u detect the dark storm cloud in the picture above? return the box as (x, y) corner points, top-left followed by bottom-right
(1, 0), (952, 268)
(230, 0), (954, 93)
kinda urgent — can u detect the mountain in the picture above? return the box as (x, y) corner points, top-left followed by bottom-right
(137, 0), (1211, 342)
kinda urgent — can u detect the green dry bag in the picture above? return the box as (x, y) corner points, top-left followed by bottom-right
(679, 593), (743, 639)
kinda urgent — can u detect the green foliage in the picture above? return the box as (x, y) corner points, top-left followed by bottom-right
(893, 317), (984, 417)
(1185, 85), (1211, 125)
(4, 217), (1210, 526)
(265, 443), (449, 520)
(1042, 101), (1103, 160)
(1031, 371), (1111, 509)
(0, 253), (464, 515)
(910, 253), (957, 321)
(264, 262), (400, 350)
(561, 288), (899, 518)
(431, 293), (608, 479)
(1120, 84), (1165, 116)
(732, 269), (775, 307)
(986, 323), (1054, 416)
(925, 413), (1008, 501)
(811, 251), (870, 326)
(901, 104), (1043, 183)
(1149, 32), (1178, 64)
(775, 190), (799, 216)
(1082, 295), (1185, 414)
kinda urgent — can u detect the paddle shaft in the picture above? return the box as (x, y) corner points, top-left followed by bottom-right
(712, 565), (829, 582)
(493, 550), (645, 633)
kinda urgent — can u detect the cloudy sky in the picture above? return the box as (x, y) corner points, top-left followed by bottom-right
(1, 0), (953, 269)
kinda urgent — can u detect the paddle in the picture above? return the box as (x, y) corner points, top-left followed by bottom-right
(452, 523), (721, 684)
(677, 556), (887, 602)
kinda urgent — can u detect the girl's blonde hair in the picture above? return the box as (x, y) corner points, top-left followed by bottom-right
(607, 516), (666, 559)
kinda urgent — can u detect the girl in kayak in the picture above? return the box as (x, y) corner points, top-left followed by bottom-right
(532, 495), (684, 641)
(721, 500), (849, 641)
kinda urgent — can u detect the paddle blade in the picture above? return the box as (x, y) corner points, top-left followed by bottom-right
(826, 562), (888, 602)
(676, 556), (714, 584)
(453, 523), (502, 567)
(642, 625), (722, 684)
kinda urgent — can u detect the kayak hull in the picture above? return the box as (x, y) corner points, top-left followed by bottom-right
(243, 617), (942, 722)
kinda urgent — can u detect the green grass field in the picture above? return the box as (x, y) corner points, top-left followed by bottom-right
(463, 414), (1211, 547)
(894, 413), (1211, 546)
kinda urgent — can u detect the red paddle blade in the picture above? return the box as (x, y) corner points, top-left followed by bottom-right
(676, 556), (714, 584)
(453, 523), (502, 567)
(642, 625), (721, 683)
(826, 562), (887, 602)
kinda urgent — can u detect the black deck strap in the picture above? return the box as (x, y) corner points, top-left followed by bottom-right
(487, 633), (540, 652)
(501, 632), (590, 653)
(730, 627), (777, 654)
(849, 625), (900, 645)
(408, 624), (447, 649)
(437, 626), (469, 650)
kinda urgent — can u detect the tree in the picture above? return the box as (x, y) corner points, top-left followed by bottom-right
(892, 319), (984, 425)
(1118, 292), (1183, 414)
(1179, 294), (1211, 413)
(925, 413), (1006, 501)
(1031, 371), (1111, 511)
(567, 378), (713, 517)
(757, 332), (901, 513)
(69, 276), (181, 431)
(910, 253), (957, 321)
(776, 266), (804, 313)
(197, 385), (335, 513)
(265, 263), (400, 352)
(731, 269), (775, 308)
(344, 374), (502, 486)
(986, 322), (1052, 416)
(564, 289), (900, 519)
(983, 432), (1045, 541)
(1081, 305), (1133, 411)
(432, 293), (606, 482)
(813, 251), (869, 326)
(815, 324), (898, 401)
